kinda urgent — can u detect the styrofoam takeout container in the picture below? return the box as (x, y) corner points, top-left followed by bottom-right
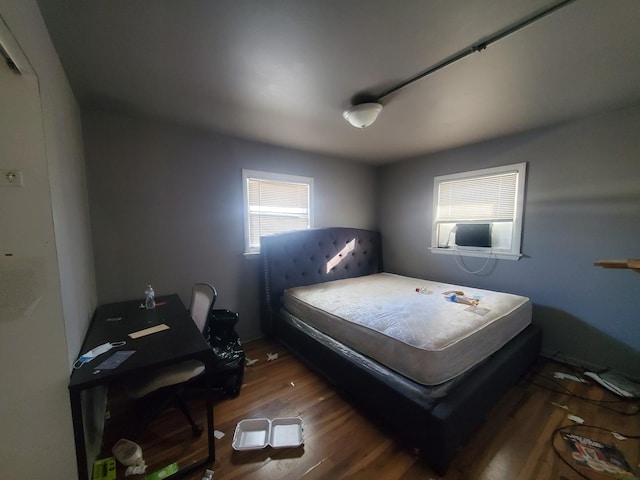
(232, 417), (303, 450)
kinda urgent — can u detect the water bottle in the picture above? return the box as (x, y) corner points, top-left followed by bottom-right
(415, 287), (433, 295)
(144, 285), (155, 309)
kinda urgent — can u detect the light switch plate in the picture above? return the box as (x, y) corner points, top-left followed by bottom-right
(0, 169), (23, 187)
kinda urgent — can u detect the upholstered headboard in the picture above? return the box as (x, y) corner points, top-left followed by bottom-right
(260, 227), (382, 336)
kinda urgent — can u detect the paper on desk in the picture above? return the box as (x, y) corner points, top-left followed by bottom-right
(128, 323), (170, 339)
(95, 350), (135, 370)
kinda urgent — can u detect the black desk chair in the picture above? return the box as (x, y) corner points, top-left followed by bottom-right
(125, 283), (217, 437)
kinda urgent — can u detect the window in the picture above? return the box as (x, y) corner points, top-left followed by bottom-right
(242, 169), (313, 254)
(431, 162), (526, 260)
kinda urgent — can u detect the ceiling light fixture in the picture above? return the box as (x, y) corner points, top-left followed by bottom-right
(343, 0), (576, 129)
(342, 102), (383, 129)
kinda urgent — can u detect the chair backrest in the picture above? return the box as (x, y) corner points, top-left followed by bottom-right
(189, 283), (217, 333)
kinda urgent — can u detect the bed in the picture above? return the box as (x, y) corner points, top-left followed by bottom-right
(260, 227), (541, 474)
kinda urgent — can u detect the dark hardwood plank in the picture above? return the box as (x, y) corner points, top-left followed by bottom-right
(100, 338), (640, 479)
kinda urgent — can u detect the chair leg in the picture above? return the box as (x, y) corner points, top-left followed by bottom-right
(130, 393), (174, 441)
(133, 388), (203, 439)
(174, 394), (203, 437)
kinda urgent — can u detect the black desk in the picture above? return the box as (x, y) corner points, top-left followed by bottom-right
(69, 294), (215, 480)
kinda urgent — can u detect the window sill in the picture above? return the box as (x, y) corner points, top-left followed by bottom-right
(429, 247), (522, 261)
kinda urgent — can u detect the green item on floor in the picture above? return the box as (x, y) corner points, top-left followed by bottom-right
(92, 457), (116, 480)
(144, 462), (179, 480)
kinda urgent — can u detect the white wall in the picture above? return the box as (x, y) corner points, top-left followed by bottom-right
(0, 1), (95, 478)
(379, 104), (640, 377)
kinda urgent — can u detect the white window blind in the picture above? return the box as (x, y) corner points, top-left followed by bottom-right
(431, 163), (526, 259)
(243, 170), (313, 254)
(437, 172), (518, 222)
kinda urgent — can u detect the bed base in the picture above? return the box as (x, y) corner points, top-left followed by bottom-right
(276, 312), (541, 474)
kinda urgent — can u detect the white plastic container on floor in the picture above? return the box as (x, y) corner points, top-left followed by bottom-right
(112, 438), (144, 466)
(232, 417), (303, 450)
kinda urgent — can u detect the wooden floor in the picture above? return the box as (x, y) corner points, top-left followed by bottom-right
(102, 338), (640, 480)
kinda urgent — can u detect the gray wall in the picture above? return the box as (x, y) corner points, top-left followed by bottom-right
(83, 110), (378, 341)
(379, 104), (640, 378)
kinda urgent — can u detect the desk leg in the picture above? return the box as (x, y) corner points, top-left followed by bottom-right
(205, 364), (215, 463)
(178, 364), (215, 479)
(69, 388), (89, 480)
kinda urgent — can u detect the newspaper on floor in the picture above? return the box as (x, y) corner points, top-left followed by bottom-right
(562, 432), (638, 479)
(583, 371), (640, 399)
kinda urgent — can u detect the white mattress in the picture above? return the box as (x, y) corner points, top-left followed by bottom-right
(283, 273), (531, 385)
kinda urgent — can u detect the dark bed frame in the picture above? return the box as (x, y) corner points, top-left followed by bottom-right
(260, 227), (541, 475)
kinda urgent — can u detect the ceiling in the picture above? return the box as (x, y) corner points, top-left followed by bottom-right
(36, 0), (640, 164)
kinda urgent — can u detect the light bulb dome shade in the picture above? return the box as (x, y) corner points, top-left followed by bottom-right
(343, 102), (383, 129)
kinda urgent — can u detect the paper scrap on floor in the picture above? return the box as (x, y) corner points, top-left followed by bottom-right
(567, 414), (584, 424)
(554, 372), (585, 383)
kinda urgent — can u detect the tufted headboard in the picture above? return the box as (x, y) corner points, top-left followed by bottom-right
(260, 227), (382, 336)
